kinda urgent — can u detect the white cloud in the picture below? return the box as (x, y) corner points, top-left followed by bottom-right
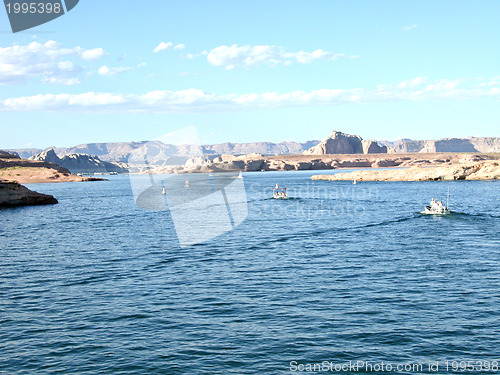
(80, 48), (107, 60)
(153, 42), (185, 53)
(403, 24), (418, 31)
(98, 62), (146, 76)
(179, 72), (199, 77)
(206, 44), (355, 69)
(397, 76), (428, 88)
(98, 65), (133, 76)
(153, 42), (173, 53)
(0, 41), (107, 85)
(425, 79), (461, 91)
(187, 50), (207, 59)
(0, 77), (498, 113)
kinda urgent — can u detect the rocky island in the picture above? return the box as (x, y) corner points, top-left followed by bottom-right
(0, 180), (58, 207)
(311, 160), (500, 182)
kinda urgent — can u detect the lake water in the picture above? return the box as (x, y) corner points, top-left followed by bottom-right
(1, 171), (499, 374)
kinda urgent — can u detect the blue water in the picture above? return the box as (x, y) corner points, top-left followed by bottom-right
(1, 171), (499, 374)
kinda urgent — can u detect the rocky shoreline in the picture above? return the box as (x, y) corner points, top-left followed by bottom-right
(311, 160), (500, 182)
(0, 181), (58, 207)
(0, 151), (106, 183)
(141, 152), (499, 174)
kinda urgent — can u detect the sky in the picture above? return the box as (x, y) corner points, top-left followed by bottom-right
(0, 0), (499, 149)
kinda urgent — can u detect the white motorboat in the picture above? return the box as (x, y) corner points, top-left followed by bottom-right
(273, 184), (288, 199)
(422, 189), (451, 215)
(422, 205), (451, 215)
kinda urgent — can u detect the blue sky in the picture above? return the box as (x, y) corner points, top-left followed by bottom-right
(1, 0), (499, 149)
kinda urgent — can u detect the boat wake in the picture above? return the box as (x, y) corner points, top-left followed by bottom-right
(245, 214), (421, 249)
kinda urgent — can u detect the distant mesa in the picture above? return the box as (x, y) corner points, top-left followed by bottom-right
(380, 137), (500, 153)
(9, 140), (321, 162)
(5, 132), (500, 170)
(303, 130), (388, 155)
(29, 149), (127, 174)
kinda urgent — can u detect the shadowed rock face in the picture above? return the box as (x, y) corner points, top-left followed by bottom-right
(0, 181), (58, 207)
(362, 140), (388, 154)
(304, 131), (387, 155)
(0, 151), (20, 159)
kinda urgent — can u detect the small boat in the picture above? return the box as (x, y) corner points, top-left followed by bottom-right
(273, 184), (288, 199)
(237, 172), (243, 179)
(353, 179), (357, 185)
(162, 187), (166, 195)
(422, 205), (450, 215)
(422, 189), (451, 215)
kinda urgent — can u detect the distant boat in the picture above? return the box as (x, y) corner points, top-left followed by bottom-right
(422, 188), (451, 215)
(423, 205), (450, 215)
(237, 172), (243, 179)
(353, 179), (357, 184)
(273, 184), (288, 199)
(162, 188), (166, 195)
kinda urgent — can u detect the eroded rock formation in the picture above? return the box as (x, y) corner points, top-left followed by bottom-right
(304, 131), (387, 155)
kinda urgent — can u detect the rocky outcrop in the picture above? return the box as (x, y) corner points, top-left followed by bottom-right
(29, 149), (61, 164)
(0, 181), (58, 207)
(304, 131), (363, 154)
(29, 149), (127, 174)
(311, 161), (500, 181)
(304, 131), (387, 155)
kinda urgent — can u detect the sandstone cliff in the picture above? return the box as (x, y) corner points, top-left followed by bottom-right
(304, 131), (387, 155)
(384, 137), (500, 153)
(0, 181), (58, 207)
